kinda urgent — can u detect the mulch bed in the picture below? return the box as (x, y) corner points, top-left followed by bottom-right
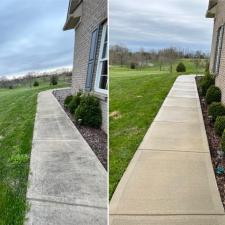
(54, 93), (107, 170)
(196, 77), (225, 208)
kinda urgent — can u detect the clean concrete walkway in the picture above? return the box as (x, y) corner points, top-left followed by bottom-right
(110, 75), (225, 225)
(26, 90), (107, 225)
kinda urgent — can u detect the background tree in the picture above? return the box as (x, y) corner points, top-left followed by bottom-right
(109, 45), (129, 66)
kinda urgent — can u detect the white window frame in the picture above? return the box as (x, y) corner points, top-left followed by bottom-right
(95, 23), (108, 94)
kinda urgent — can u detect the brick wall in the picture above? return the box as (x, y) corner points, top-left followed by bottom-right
(209, 0), (225, 104)
(71, 0), (108, 133)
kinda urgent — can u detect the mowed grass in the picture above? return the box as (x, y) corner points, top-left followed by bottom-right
(0, 82), (68, 225)
(109, 60), (205, 198)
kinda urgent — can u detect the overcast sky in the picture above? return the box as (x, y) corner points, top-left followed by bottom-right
(0, 0), (74, 77)
(110, 0), (213, 52)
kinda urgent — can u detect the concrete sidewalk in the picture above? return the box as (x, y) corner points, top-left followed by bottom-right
(110, 75), (225, 225)
(26, 90), (107, 225)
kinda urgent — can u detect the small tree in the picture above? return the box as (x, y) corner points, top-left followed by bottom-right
(192, 58), (202, 74)
(33, 80), (39, 87)
(130, 62), (137, 69)
(158, 48), (179, 73)
(26, 72), (35, 88)
(176, 62), (186, 72)
(50, 75), (58, 85)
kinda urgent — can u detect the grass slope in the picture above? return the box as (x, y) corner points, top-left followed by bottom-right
(109, 60), (204, 198)
(0, 83), (68, 225)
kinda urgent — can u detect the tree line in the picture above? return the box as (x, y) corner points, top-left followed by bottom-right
(0, 69), (72, 89)
(109, 45), (209, 72)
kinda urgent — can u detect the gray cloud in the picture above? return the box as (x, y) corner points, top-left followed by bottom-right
(110, 0), (213, 52)
(0, 0), (74, 77)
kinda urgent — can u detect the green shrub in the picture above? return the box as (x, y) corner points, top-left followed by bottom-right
(221, 130), (225, 152)
(205, 85), (221, 104)
(130, 62), (137, 69)
(75, 95), (102, 128)
(50, 75), (58, 85)
(33, 81), (39, 87)
(215, 116), (225, 136)
(199, 74), (215, 96)
(208, 102), (225, 121)
(64, 95), (73, 108)
(176, 62), (186, 72)
(68, 92), (82, 114)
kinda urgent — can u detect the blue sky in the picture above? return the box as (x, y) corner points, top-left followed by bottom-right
(110, 0), (214, 52)
(0, 0), (74, 77)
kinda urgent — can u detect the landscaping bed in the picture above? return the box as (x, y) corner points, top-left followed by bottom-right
(53, 90), (107, 170)
(196, 77), (225, 208)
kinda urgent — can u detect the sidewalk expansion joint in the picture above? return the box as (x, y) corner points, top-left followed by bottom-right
(110, 213), (225, 216)
(154, 120), (204, 124)
(27, 197), (107, 210)
(33, 139), (78, 142)
(138, 149), (210, 154)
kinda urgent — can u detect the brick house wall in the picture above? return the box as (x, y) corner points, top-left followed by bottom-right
(208, 0), (225, 104)
(67, 0), (108, 132)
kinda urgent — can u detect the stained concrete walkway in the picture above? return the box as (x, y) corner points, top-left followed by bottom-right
(110, 75), (225, 225)
(25, 90), (107, 225)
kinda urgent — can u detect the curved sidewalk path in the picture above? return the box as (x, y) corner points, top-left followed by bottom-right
(25, 90), (107, 225)
(110, 75), (225, 225)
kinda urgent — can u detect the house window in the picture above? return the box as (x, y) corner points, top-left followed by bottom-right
(95, 22), (108, 94)
(214, 25), (224, 74)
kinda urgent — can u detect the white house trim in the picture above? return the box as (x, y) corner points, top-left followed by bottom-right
(95, 22), (108, 94)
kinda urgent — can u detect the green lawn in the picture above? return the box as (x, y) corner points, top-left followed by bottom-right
(0, 82), (68, 225)
(109, 60), (205, 198)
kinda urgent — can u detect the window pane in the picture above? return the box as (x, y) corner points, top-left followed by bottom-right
(89, 29), (98, 61)
(99, 60), (108, 90)
(214, 25), (224, 73)
(99, 75), (108, 90)
(101, 60), (108, 75)
(105, 27), (108, 42)
(102, 43), (107, 59)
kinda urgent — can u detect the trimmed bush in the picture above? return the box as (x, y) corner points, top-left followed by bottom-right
(205, 85), (221, 104)
(64, 95), (73, 108)
(215, 116), (225, 136)
(75, 95), (102, 128)
(130, 62), (137, 69)
(68, 93), (81, 114)
(199, 74), (215, 96)
(208, 102), (225, 121)
(176, 62), (186, 72)
(221, 130), (225, 152)
(50, 75), (58, 85)
(33, 81), (39, 87)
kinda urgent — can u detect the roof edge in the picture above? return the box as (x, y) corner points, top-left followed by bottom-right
(63, 0), (82, 31)
(206, 0), (218, 18)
